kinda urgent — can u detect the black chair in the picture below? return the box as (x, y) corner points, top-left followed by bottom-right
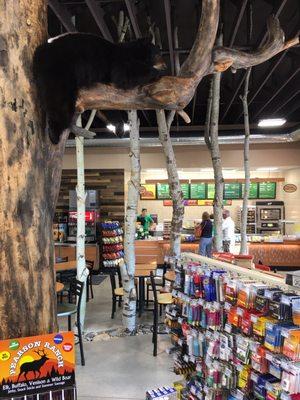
(86, 260), (94, 302)
(109, 269), (124, 319)
(146, 265), (167, 307)
(150, 271), (173, 357)
(57, 279), (85, 366)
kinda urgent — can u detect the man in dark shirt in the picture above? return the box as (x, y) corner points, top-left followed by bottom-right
(198, 211), (213, 258)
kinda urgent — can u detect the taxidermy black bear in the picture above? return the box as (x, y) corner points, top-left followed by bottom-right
(33, 33), (166, 144)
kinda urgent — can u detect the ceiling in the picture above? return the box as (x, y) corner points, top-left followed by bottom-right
(47, 0), (300, 141)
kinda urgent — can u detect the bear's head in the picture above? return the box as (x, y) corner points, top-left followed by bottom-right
(133, 38), (167, 71)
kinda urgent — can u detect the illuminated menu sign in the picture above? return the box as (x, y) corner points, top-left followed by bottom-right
(190, 183), (206, 199)
(207, 183), (215, 199)
(258, 182), (276, 199)
(241, 182), (258, 199)
(224, 183), (241, 199)
(181, 183), (190, 200)
(156, 183), (170, 199)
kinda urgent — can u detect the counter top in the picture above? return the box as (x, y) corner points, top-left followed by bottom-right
(54, 242), (99, 247)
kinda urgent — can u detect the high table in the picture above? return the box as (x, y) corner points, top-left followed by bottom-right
(135, 262), (157, 316)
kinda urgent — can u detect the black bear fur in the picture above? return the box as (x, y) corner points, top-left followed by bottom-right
(32, 33), (166, 144)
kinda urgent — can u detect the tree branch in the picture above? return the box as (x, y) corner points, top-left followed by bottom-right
(71, 125), (96, 139)
(75, 2), (298, 113)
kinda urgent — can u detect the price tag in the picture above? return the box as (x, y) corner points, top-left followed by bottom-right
(237, 307), (244, 317)
(281, 392), (291, 400)
(281, 295), (291, 306)
(266, 322), (274, 330)
(236, 364), (244, 372)
(171, 310), (177, 317)
(183, 354), (189, 363)
(190, 355), (196, 363)
(178, 317), (183, 325)
(225, 323), (232, 333)
(224, 302), (232, 311)
(225, 367), (232, 377)
(251, 314), (258, 323)
(281, 329), (290, 338)
(266, 383), (274, 392)
(178, 339), (183, 346)
(264, 290), (275, 299)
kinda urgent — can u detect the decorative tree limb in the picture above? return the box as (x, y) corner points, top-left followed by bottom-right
(120, 110), (140, 332)
(240, 68), (252, 255)
(157, 110), (184, 269)
(76, 0), (298, 113)
(71, 124), (96, 139)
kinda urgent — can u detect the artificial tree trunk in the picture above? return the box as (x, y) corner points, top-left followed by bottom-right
(121, 110), (140, 332)
(205, 70), (224, 252)
(0, 1), (68, 339)
(240, 68), (252, 255)
(157, 110), (184, 268)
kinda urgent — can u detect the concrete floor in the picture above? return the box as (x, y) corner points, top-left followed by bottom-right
(70, 277), (176, 400)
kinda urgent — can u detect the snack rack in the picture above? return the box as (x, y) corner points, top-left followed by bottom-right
(165, 252), (300, 400)
(100, 221), (124, 268)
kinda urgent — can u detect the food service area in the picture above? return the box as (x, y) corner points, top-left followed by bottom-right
(2, 1), (300, 400)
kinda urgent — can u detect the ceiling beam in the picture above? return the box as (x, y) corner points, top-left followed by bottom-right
(85, 0), (113, 42)
(48, 0), (77, 32)
(124, 0), (141, 38)
(163, 0), (175, 75)
(253, 67), (300, 120)
(221, 0), (288, 122)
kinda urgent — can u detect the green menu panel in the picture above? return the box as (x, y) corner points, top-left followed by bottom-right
(207, 183), (215, 199)
(181, 183), (190, 200)
(241, 182), (258, 199)
(157, 183), (170, 199)
(224, 183), (241, 199)
(190, 183), (206, 199)
(259, 182), (276, 199)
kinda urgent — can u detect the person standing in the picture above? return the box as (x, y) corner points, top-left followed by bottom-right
(137, 208), (154, 236)
(198, 212), (213, 258)
(222, 209), (236, 253)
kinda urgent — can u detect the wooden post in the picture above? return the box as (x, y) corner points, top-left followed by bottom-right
(240, 68), (252, 255)
(121, 110), (140, 332)
(0, 1), (68, 339)
(157, 110), (184, 268)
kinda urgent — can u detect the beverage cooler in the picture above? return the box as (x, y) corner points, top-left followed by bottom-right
(67, 190), (101, 242)
(256, 201), (285, 235)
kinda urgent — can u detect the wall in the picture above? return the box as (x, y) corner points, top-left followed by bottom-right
(62, 142), (300, 226)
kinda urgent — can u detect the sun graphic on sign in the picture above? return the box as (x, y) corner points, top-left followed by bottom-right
(19, 355), (35, 367)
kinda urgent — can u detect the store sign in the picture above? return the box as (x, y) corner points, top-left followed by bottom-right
(69, 211), (97, 222)
(163, 199), (232, 206)
(0, 332), (75, 398)
(283, 183), (297, 193)
(140, 184), (156, 200)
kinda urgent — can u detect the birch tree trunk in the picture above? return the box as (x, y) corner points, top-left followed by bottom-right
(157, 110), (184, 269)
(75, 115), (89, 331)
(120, 110), (140, 332)
(240, 68), (252, 255)
(205, 68), (224, 252)
(0, 1), (68, 339)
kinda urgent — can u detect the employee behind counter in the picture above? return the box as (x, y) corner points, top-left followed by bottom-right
(136, 208), (156, 238)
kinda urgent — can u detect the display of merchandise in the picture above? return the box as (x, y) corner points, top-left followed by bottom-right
(165, 256), (300, 400)
(100, 221), (124, 268)
(146, 386), (177, 399)
(237, 206), (256, 235)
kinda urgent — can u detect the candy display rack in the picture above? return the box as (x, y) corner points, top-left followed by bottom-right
(100, 221), (124, 269)
(165, 252), (300, 400)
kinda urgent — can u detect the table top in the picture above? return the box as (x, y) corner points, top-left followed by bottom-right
(55, 261), (76, 272)
(135, 262), (157, 277)
(164, 270), (176, 282)
(56, 282), (64, 292)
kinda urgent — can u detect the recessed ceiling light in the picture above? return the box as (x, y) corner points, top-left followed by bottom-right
(106, 124), (116, 133)
(256, 167), (279, 171)
(258, 118), (286, 127)
(123, 123), (130, 132)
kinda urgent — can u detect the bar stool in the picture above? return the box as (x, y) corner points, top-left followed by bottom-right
(110, 269), (124, 319)
(86, 260), (94, 302)
(150, 271), (173, 357)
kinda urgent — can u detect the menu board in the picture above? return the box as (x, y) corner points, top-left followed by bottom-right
(207, 183), (215, 199)
(140, 184), (156, 200)
(224, 183), (241, 199)
(258, 182), (276, 199)
(157, 183), (170, 199)
(241, 182), (258, 199)
(190, 183), (206, 199)
(181, 183), (190, 200)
